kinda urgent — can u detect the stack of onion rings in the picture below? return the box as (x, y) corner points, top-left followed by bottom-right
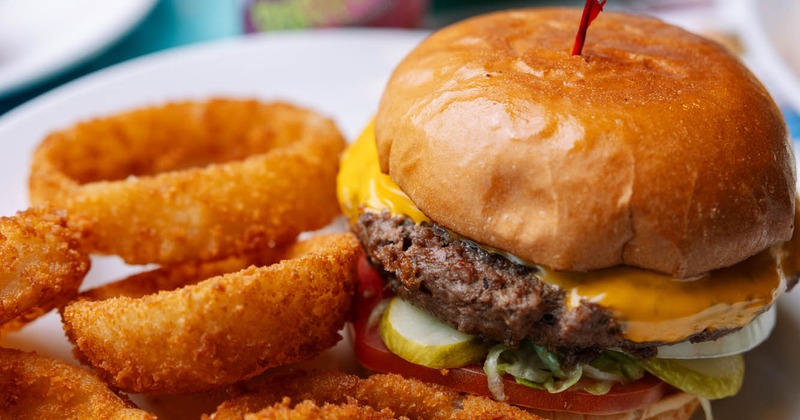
(62, 233), (361, 394)
(29, 99), (346, 265)
(0, 207), (89, 332)
(7, 98), (366, 415)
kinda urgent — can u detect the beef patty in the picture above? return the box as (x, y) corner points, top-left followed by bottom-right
(353, 211), (736, 357)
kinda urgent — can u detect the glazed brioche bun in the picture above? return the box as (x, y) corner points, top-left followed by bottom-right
(375, 8), (795, 277)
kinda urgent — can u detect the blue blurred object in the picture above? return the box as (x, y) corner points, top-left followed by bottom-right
(785, 107), (800, 140)
(0, 0), (242, 115)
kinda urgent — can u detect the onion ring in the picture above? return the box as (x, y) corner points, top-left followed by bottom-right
(0, 207), (89, 332)
(242, 398), (394, 420)
(29, 99), (345, 265)
(62, 233), (361, 394)
(0, 347), (153, 418)
(207, 370), (539, 419)
(80, 248), (288, 302)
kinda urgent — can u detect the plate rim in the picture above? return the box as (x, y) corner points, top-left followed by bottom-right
(0, 28), (429, 131)
(0, 0), (159, 99)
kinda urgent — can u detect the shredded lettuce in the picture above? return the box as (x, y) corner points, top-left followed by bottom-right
(483, 344), (509, 401)
(582, 363), (623, 382)
(483, 341), (743, 405)
(542, 365), (583, 393)
(589, 350), (644, 381)
(580, 378), (615, 395)
(482, 343), (641, 400)
(533, 344), (566, 377)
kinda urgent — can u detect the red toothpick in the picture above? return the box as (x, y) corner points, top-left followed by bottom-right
(572, 0), (607, 56)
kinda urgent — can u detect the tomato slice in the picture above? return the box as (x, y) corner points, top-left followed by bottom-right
(351, 256), (392, 323)
(351, 256), (670, 415)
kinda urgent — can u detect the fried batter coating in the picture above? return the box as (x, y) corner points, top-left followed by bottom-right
(0, 207), (90, 332)
(243, 398), (395, 420)
(62, 233), (361, 394)
(30, 99), (345, 265)
(0, 347), (153, 419)
(208, 370), (541, 420)
(81, 247), (288, 302)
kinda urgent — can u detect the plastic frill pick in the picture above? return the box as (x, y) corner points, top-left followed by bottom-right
(572, 0), (607, 56)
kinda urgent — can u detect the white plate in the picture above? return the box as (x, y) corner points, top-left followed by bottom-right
(0, 30), (798, 419)
(0, 29), (426, 417)
(0, 0), (157, 98)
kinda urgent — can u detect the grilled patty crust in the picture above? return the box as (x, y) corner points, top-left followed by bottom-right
(353, 211), (744, 357)
(353, 211), (624, 352)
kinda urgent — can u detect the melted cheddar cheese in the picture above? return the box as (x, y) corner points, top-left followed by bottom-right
(337, 121), (792, 343)
(337, 119), (429, 224)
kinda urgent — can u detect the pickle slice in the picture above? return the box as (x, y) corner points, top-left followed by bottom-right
(643, 354), (745, 399)
(379, 297), (488, 369)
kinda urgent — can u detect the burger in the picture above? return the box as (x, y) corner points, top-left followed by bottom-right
(337, 8), (798, 419)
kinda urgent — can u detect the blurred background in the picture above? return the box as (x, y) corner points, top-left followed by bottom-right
(0, 0), (798, 136)
(0, 2), (798, 419)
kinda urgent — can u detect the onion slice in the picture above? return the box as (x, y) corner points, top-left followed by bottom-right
(656, 306), (776, 359)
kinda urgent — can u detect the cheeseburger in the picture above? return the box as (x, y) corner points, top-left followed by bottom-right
(337, 8), (798, 419)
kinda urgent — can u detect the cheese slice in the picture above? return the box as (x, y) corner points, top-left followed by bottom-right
(337, 119), (428, 224)
(337, 121), (791, 343)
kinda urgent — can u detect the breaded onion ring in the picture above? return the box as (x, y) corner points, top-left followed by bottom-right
(30, 99), (345, 265)
(207, 370), (540, 419)
(0, 347), (154, 419)
(0, 207), (89, 332)
(243, 398), (394, 420)
(80, 247), (288, 302)
(62, 233), (361, 394)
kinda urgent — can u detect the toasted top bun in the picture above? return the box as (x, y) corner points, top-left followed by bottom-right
(375, 8), (795, 277)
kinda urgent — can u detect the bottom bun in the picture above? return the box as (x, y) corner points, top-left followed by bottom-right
(528, 392), (699, 420)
